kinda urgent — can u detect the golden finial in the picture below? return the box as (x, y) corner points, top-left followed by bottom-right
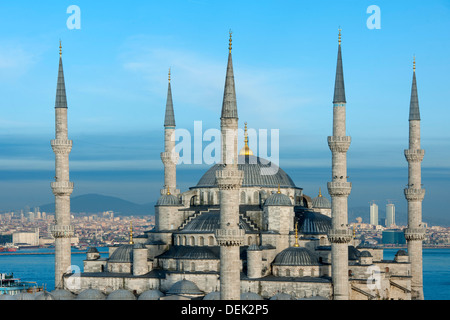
(59, 40), (62, 57)
(229, 29), (232, 53)
(129, 221), (134, 245)
(277, 183), (281, 194)
(168, 67), (171, 83)
(167, 186), (171, 195)
(239, 122), (254, 156)
(318, 187), (322, 197)
(294, 222), (299, 247)
(413, 56), (416, 73)
(338, 27), (342, 46)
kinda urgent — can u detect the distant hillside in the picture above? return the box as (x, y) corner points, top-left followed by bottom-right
(39, 194), (155, 216)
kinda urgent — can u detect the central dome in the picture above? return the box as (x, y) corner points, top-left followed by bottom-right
(194, 155), (298, 189)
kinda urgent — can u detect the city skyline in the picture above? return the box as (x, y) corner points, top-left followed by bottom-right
(0, 1), (449, 226)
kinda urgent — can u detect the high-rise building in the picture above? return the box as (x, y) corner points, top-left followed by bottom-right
(386, 203), (396, 227)
(370, 202), (378, 226)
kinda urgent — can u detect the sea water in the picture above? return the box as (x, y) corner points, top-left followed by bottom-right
(0, 247), (448, 299)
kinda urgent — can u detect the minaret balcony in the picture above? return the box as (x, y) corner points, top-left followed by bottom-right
(51, 181), (74, 195)
(328, 136), (351, 153)
(215, 228), (245, 246)
(327, 228), (353, 243)
(404, 227), (426, 241)
(216, 168), (244, 190)
(160, 151), (179, 165)
(50, 225), (74, 238)
(327, 181), (352, 197)
(404, 149), (425, 162)
(404, 188), (425, 201)
(51, 139), (73, 154)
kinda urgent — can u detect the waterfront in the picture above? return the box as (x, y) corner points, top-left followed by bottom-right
(0, 247), (448, 299)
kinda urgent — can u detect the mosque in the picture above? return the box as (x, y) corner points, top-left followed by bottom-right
(47, 30), (424, 300)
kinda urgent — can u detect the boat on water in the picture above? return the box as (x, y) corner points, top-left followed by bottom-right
(0, 273), (42, 295)
(0, 244), (19, 252)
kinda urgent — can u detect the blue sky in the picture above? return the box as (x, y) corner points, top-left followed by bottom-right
(0, 1), (449, 225)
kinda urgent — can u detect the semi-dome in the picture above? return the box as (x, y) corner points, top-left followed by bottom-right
(360, 250), (372, 257)
(297, 211), (331, 235)
(311, 189), (331, 209)
(273, 246), (320, 266)
(107, 289), (136, 300)
(157, 246), (219, 260)
(156, 193), (180, 206)
(395, 249), (408, 257)
(108, 244), (133, 263)
(167, 280), (203, 296)
(179, 211), (257, 233)
(264, 191), (292, 206)
(194, 155), (299, 189)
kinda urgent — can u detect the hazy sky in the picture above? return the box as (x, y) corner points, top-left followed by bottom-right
(0, 1), (449, 225)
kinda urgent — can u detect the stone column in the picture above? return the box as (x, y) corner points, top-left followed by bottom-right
(51, 107), (74, 289)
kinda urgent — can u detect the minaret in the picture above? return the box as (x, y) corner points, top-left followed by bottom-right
(50, 41), (74, 289)
(215, 31), (244, 300)
(404, 57), (425, 300)
(327, 29), (353, 300)
(160, 68), (179, 196)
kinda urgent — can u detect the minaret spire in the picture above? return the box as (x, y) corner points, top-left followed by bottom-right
(409, 56), (420, 121)
(333, 28), (346, 104)
(164, 68), (175, 128)
(221, 30), (238, 119)
(55, 41), (67, 109)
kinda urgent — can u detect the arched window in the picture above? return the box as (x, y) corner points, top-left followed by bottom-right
(191, 262), (195, 271)
(286, 269), (291, 277)
(209, 236), (214, 246)
(254, 191), (260, 204)
(241, 191), (246, 204)
(199, 237), (204, 246)
(190, 236), (195, 246)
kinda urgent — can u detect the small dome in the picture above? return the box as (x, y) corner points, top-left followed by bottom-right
(247, 244), (261, 251)
(138, 289), (164, 300)
(360, 250), (372, 257)
(270, 293), (296, 300)
(35, 291), (55, 300)
(51, 289), (75, 300)
(87, 247), (99, 253)
(107, 289), (136, 300)
(273, 247), (320, 266)
(156, 193), (180, 206)
(264, 192), (292, 206)
(311, 189), (331, 209)
(108, 244), (133, 263)
(348, 246), (361, 261)
(167, 280), (203, 296)
(76, 288), (106, 300)
(240, 292), (263, 300)
(395, 249), (408, 257)
(203, 291), (221, 300)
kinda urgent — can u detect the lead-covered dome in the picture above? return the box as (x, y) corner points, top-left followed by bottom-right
(297, 211), (331, 235)
(108, 244), (133, 263)
(311, 189), (331, 209)
(195, 155), (298, 189)
(273, 247), (320, 266)
(156, 193), (180, 206)
(264, 192), (292, 206)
